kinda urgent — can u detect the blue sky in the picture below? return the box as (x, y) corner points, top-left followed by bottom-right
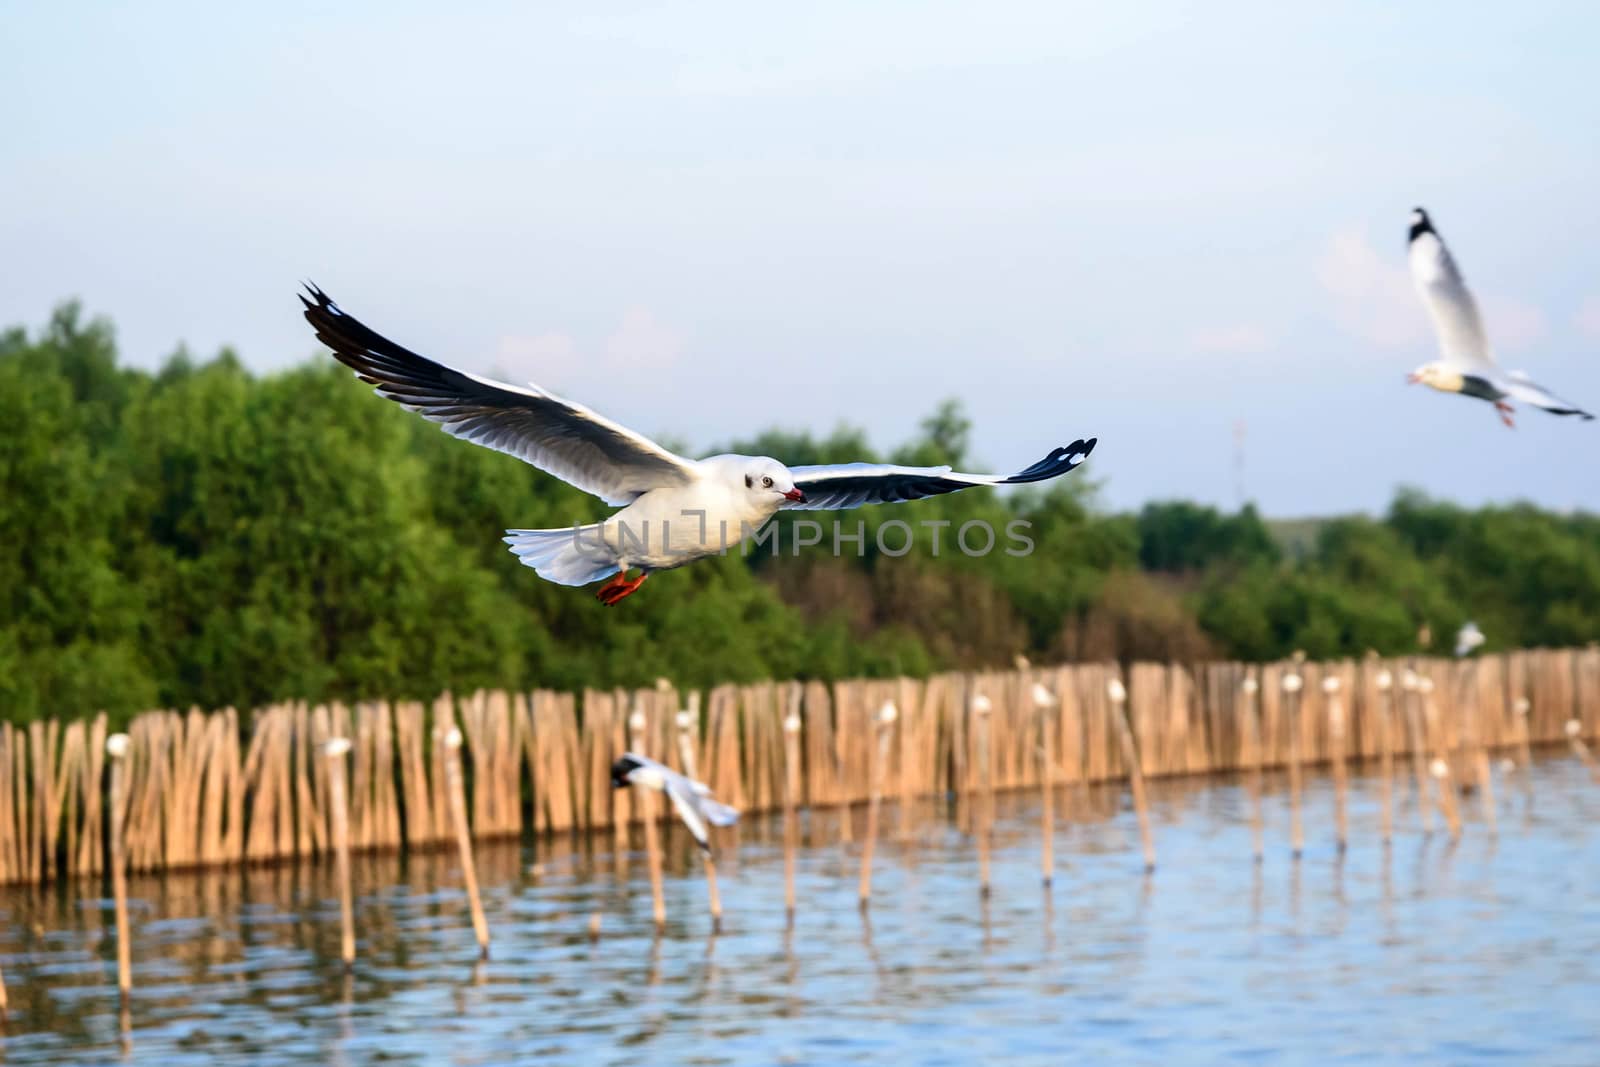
(3, 2), (1597, 516)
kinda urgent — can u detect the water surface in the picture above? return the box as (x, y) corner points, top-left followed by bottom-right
(2, 756), (1596, 1065)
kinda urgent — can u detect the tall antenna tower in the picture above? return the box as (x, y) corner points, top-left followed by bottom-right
(1232, 419), (1247, 507)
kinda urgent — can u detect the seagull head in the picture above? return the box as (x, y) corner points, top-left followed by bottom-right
(740, 457), (805, 504)
(1408, 206), (1434, 242)
(610, 753), (645, 789)
(1408, 361), (1461, 393)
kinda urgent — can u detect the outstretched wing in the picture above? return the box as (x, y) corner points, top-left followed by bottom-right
(1502, 373), (1594, 420)
(784, 438), (1096, 511)
(662, 778), (713, 852)
(300, 285), (700, 505)
(1408, 226), (1498, 376)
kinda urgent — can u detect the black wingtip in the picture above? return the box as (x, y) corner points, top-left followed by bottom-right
(1002, 436), (1097, 484)
(1408, 207), (1434, 243)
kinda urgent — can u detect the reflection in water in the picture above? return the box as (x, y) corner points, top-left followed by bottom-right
(0, 756), (1594, 1065)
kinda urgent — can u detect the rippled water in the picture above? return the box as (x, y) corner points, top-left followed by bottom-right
(2, 754), (1597, 1065)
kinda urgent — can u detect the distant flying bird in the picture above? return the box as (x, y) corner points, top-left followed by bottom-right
(300, 285), (1096, 604)
(1454, 620), (1485, 658)
(610, 752), (738, 851)
(1406, 207), (1593, 428)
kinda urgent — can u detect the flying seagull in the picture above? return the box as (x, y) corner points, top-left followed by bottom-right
(610, 752), (738, 852)
(299, 285), (1096, 604)
(1407, 207), (1593, 428)
(1454, 620), (1485, 659)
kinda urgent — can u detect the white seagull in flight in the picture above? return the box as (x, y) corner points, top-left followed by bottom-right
(1406, 207), (1593, 428)
(611, 752), (738, 852)
(301, 286), (1096, 604)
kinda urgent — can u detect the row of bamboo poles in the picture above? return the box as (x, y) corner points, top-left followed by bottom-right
(0, 648), (1594, 886)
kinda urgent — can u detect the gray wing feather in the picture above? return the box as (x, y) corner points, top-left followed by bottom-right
(785, 438), (1095, 511)
(1409, 232), (1498, 376)
(300, 285), (698, 505)
(1502, 375), (1594, 419)
(663, 778), (713, 850)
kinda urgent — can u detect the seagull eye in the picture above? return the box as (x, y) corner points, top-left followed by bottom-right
(761, 476), (773, 488)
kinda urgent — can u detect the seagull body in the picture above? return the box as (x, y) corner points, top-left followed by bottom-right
(1406, 207), (1593, 428)
(610, 752), (738, 852)
(300, 285), (1096, 604)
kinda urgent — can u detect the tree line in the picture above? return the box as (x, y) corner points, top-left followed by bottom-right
(4, 303), (1597, 724)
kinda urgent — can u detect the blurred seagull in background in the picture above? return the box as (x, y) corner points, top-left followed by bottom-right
(300, 285), (1095, 604)
(610, 752), (738, 852)
(1406, 207), (1593, 428)
(1454, 620), (1485, 658)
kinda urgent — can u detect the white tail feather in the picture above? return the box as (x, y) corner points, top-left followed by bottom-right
(503, 525), (619, 587)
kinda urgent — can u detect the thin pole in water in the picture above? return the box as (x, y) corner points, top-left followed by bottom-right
(1403, 668), (1433, 833)
(106, 732), (133, 1007)
(1419, 676), (1460, 840)
(1282, 670), (1304, 859)
(325, 736), (356, 969)
(972, 693), (993, 897)
(1109, 678), (1155, 874)
(1240, 675), (1264, 864)
(443, 728), (490, 958)
(1513, 698), (1534, 806)
(1033, 682), (1058, 888)
(629, 708), (667, 930)
(1325, 676), (1348, 853)
(1566, 720), (1600, 784)
(1375, 669), (1395, 845)
(783, 711), (801, 922)
(1430, 758), (1462, 840)
(675, 705), (722, 931)
(858, 702), (895, 910)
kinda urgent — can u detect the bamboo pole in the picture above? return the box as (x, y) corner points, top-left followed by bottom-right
(972, 692), (993, 897)
(1325, 676), (1348, 853)
(1430, 758), (1462, 840)
(1282, 670), (1304, 858)
(1514, 697), (1534, 804)
(1463, 676), (1497, 837)
(858, 702), (895, 909)
(1420, 676), (1461, 840)
(628, 708), (666, 930)
(1376, 669), (1395, 845)
(107, 732), (133, 1005)
(1109, 678), (1155, 873)
(1566, 720), (1600, 783)
(325, 737), (355, 969)
(675, 705), (721, 931)
(442, 727), (490, 958)
(1241, 675), (1264, 863)
(1033, 682), (1057, 887)
(1402, 669), (1434, 833)
(782, 711), (801, 921)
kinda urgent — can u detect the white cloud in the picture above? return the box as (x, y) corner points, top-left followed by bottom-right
(1575, 296), (1600, 340)
(494, 307), (684, 389)
(603, 307), (684, 370)
(1191, 323), (1274, 355)
(1315, 229), (1426, 350)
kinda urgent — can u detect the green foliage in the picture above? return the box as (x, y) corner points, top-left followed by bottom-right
(2, 303), (1596, 721)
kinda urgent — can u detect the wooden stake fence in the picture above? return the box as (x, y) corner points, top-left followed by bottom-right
(0, 649), (1595, 885)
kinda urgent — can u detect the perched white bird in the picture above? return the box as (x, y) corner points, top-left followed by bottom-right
(1453, 620), (1485, 658)
(610, 752), (738, 851)
(1407, 207), (1593, 428)
(301, 285), (1096, 604)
